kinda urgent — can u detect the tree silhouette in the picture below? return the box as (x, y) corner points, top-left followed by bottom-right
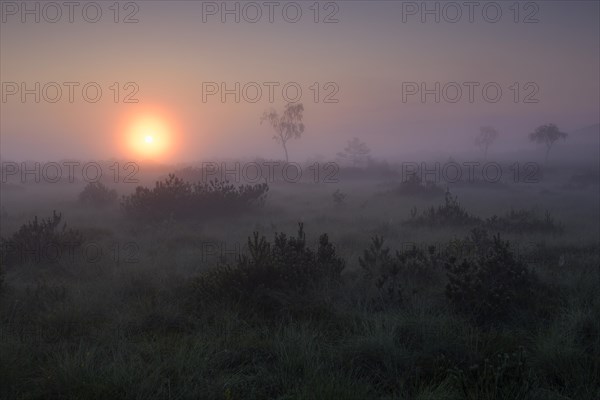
(529, 123), (567, 163)
(260, 103), (305, 163)
(475, 126), (498, 159)
(337, 137), (370, 167)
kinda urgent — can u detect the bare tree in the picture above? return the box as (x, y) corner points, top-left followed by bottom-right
(475, 126), (499, 159)
(529, 123), (568, 163)
(337, 137), (370, 167)
(260, 103), (305, 163)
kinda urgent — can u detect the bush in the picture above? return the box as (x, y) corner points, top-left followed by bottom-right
(404, 189), (480, 227)
(393, 174), (444, 197)
(405, 191), (564, 234)
(358, 236), (440, 309)
(78, 182), (118, 207)
(484, 209), (564, 234)
(444, 229), (539, 325)
(122, 174), (269, 221)
(358, 236), (404, 308)
(449, 348), (533, 400)
(0, 211), (83, 268)
(193, 223), (345, 316)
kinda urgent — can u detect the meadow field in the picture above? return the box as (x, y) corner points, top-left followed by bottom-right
(1, 157), (598, 400)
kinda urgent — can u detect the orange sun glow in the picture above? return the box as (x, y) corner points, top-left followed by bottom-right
(121, 110), (179, 160)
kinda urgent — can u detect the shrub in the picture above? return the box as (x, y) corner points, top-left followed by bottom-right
(394, 174), (444, 197)
(122, 174), (269, 221)
(193, 223), (344, 316)
(358, 236), (404, 308)
(405, 191), (564, 234)
(444, 229), (538, 325)
(449, 348), (533, 400)
(0, 211), (83, 268)
(78, 182), (118, 207)
(404, 189), (480, 227)
(484, 208), (564, 234)
(358, 237), (440, 309)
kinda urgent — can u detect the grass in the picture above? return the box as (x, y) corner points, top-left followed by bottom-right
(0, 164), (599, 399)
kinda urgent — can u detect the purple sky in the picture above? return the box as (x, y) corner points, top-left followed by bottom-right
(1, 1), (599, 162)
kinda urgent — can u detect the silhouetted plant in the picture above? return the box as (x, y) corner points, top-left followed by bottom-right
(260, 103), (305, 163)
(359, 236), (402, 307)
(0, 211), (83, 268)
(529, 123), (568, 163)
(484, 208), (564, 234)
(193, 223), (344, 316)
(449, 347), (533, 399)
(404, 189), (480, 227)
(444, 230), (538, 325)
(336, 137), (370, 167)
(475, 126), (499, 159)
(405, 191), (563, 234)
(359, 236), (442, 309)
(122, 174), (269, 221)
(394, 174), (444, 197)
(78, 182), (118, 207)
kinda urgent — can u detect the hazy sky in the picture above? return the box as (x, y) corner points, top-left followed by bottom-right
(1, 0), (599, 162)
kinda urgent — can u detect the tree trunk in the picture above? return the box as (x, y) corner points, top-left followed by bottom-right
(282, 141), (289, 163)
(545, 143), (552, 164)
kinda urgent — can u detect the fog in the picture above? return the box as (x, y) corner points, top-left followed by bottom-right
(1, 1), (599, 399)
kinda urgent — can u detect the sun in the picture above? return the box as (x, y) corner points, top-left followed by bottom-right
(122, 112), (176, 159)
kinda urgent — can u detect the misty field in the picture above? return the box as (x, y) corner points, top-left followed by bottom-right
(0, 158), (599, 400)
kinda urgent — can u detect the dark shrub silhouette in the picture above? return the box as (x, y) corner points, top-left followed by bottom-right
(444, 230), (539, 325)
(484, 208), (564, 234)
(0, 211), (83, 268)
(78, 182), (118, 207)
(405, 189), (480, 227)
(405, 190), (564, 234)
(122, 174), (269, 221)
(359, 236), (440, 309)
(193, 223), (344, 316)
(394, 174), (444, 197)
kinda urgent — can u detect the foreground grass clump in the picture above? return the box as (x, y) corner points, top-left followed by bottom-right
(193, 223), (345, 317)
(0, 211), (82, 268)
(122, 174), (269, 220)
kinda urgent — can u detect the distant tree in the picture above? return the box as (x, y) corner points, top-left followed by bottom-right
(529, 123), (568, 163)
(475, 126), (498, 159)
(260, 103), (305, 163)
(337, 137), (370, 167)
